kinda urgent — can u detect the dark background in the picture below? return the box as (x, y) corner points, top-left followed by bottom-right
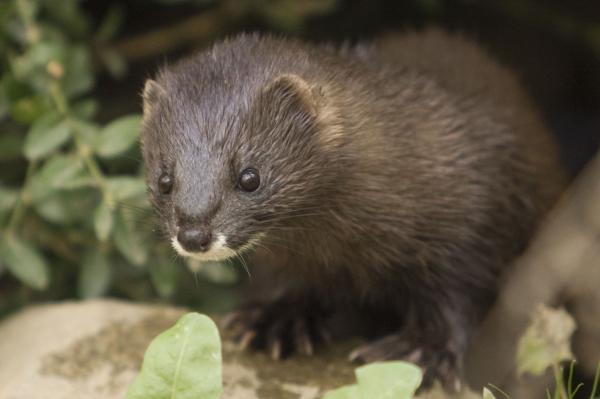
(88, 0), (600, 177)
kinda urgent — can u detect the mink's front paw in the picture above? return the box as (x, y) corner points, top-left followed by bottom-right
(222, 301), (331, 359)
(349, 333), (462, 392)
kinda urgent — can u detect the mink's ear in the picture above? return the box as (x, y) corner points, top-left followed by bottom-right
(142, 79), (166, 117)
(262, 74), (321, 118)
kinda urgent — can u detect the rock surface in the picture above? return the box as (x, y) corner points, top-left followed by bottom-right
(0, 299), (480, 399)
(0, 300), (355, 399)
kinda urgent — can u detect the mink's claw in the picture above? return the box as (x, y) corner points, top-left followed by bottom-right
(222, 301), (330, 359)
(349, 333), (463, 392)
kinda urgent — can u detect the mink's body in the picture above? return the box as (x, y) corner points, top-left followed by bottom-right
(141, 30), (565, 388)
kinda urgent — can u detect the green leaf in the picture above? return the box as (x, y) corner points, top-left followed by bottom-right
(322, 385), (360, 399)
(57, 176), (96, 190)
(355, 361), (422, 399)
(516, 305), (575, 377)
(106, 176), (147, 201)
(0, 233), (49, 290)
(29, 154), (84, 202)
(322, 361), (422, 399)
(34, 188), (99, 225)
(24, 112), (71, 160)
(78, 250), (111, 298)
(69, 118), (100, 147)
(94, 200), (114, 241)
(95, 114), (142, 158)
(125, 313), (223, 399)
(61, 45), (94, 98)
(113, 208), (148, 266)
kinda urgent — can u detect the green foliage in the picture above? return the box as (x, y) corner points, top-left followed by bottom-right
(78, 249), (112, 298)
(323, 362), (422, 399)
(516, 305), (575, 377)
(124, 311), (600, 399)
(248, 0), (339, 31)
(94, 115), (142, 159)
(514, 305), (600, 399)
(0, 232), (49, 289)
(125, 313), (223, 399)
(483, 388), (497, 399)
(128, 315), (423, 399)
(0, 0), (174, 300)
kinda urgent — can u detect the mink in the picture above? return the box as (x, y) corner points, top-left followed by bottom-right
(140, 30), (565, 389)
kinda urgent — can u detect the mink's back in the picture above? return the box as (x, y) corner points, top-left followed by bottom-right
(355, 29), (565, 207)
(257, 31), (565, 299)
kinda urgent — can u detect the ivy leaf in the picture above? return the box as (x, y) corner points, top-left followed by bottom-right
(0, 233), (49, 290)
(94, 200), (114, 241)
(113, 208), (148, 266)
(24, 112), (71, 160)
(78, 249), (112, 298)
(125, 313), (223, 399)
(95, 114), (142, 158)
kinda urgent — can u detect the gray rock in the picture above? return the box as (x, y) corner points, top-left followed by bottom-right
(0, 299), (480, 399)
(0, 299), (355, 399)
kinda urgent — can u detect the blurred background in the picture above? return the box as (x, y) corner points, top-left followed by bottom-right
(0, 0), (599, 323)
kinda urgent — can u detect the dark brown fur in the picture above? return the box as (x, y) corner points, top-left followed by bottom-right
(141, 30), (565, 388)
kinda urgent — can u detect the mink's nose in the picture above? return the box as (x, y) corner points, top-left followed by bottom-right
(177, 227), (212, 252)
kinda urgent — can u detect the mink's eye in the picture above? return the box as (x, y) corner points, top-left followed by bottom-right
(239, 168), (260, 192)
(158, 173), (173, 195)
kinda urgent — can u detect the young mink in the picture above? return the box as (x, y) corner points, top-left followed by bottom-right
(140, 30), (564, 389)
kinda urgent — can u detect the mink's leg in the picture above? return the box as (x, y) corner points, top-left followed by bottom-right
(222, 288), (332, 359)
(349, 289), (481, 391)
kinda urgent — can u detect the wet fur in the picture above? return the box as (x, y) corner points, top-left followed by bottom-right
(141, 30), (565, 387)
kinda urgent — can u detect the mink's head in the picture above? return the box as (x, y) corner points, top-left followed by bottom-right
(141, 40), (339, 262)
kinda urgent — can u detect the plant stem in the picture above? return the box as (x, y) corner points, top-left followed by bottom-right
(553, 363), (568, 399)
(5, 159), (38, 233)
(49, 81), (69, 115)
(590, 361), (600, 399)
(49, 81), (110, 202)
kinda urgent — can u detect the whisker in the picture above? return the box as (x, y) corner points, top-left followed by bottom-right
(235, 252), (252, 281)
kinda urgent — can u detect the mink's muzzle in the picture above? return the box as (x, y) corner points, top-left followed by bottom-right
(176, 225), (212, 253)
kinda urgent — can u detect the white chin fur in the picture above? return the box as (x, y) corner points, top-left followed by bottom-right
(171, 233), (236, 262)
